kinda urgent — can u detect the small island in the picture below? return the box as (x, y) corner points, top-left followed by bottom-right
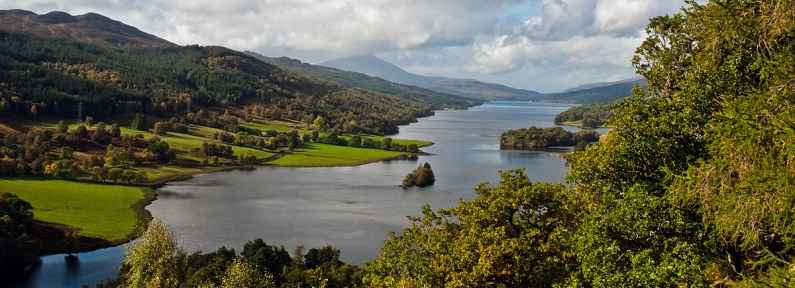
(500, 127), (599, 150)
(403, 162), (435, 188)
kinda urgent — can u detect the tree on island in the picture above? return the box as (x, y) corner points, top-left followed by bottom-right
(500, 127), (599, 150)
(403, 162), (435, 188)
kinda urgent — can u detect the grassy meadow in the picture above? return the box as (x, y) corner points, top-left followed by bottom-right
(270, 143), (403, 167)
(0, 179), (148, 241)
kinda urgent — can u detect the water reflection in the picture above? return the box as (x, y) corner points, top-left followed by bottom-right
(15, 245), (125, 288)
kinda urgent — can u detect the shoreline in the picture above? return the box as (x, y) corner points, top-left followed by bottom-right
(33, 146), (433, 257)
(18, 109), (443, 259)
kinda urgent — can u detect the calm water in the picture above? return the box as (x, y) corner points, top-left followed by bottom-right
(18, 101), (576, 287)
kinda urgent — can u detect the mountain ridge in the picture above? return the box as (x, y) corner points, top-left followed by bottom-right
(320, 55), (541, 101)
(562, 77), (646, 93)
(247, 52), (480, 109)
(543, 78), (647, 104)
(0, 9), (176, 48)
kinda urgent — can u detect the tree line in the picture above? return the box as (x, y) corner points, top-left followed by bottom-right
(0, 31), (440, 135)
(103, 219), (362, 288)
(500, 126), (599, 150)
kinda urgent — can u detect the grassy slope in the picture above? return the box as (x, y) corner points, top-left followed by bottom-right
(242, 119), (306, 133)
(35, 118), (431, 171)
(0, 179), (147, 241)
(271, 143), (402, 167)
(121, 127), (274, 159)
(341, 135), (434, 148)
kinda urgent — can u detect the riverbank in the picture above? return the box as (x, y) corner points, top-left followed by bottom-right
(0, 179), (154, 257)
(7, 140), (433, 258)
(4, 104), (457, 272)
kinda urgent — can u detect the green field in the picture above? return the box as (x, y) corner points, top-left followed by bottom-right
(38, 119), (431, 171)
(119, 127), (274, 160)
(48, 122), (273, 161)
(242, 119), (306, 133)
(133, 166), (207, 182)
(243, 119), (434, 147)
(271, 143), (403, 167)
(340, 135), (434, 148)
(0, 179), (148, 241)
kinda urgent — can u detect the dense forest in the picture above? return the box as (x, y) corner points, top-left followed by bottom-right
(102, 219), (362, 288)
(500, 127), (599, 150)
(0, 28), (470, 135)
(553, 103), (614, 128)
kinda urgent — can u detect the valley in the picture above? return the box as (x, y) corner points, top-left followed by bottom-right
(3, 1), (792, 287)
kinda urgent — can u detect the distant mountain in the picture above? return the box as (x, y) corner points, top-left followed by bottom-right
(320, 55), (541, 101)
(542, 78), (647, 104)
(321, 55), (437, 87)
(563, 77), (645, 93)
(0, 9), (175, 48)
(247, 52), (480, 109)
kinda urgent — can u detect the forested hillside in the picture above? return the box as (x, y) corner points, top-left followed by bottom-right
(0, 10), (478, 135)
(0, 33), (429, 135)
(247, 52), (480, 109)
(542, 78), (647, 104)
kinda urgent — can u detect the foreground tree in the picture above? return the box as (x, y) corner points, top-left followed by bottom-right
(123, 219), (181, 288)
(221, 258), (274, 288)
(241, 239), (292, 283)
(566, 0), (795, 285)
(0, 193), (39, 282)
(368, 170), (576, 287)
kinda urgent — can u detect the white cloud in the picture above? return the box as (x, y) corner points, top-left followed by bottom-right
(1, 0), (519, 54)
(462, 0), (684, 90)
(0, 0), (686, 91)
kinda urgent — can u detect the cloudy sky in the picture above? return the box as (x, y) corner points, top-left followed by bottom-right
(2, 0), (686, 92)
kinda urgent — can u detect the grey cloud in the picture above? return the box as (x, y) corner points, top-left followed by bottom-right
(0, 0), (521, 54)
(0, 0), (686, 91)
(467, 0), (684, 78)
(523, 0), (684, 41)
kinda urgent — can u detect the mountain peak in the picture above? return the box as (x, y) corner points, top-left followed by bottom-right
(0, 9), (175, 48)
(320, 54), (434, 86)
(321, 55), (539, 101)
(38, 11), (78, 24)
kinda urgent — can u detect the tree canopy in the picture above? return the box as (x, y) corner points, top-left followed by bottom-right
(367, 0), (795, 286)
